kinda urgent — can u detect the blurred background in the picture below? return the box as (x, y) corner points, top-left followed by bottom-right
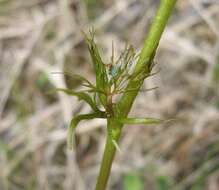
(0, 0), (219, 190)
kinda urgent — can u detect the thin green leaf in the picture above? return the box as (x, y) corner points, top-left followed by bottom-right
(54, 88), (100, 112)
(67, 112), (106, 150)
(116, 117), (163, 125)
(84, 32), (108, 107)
(116, 87), (158, 94)
(67, 117), (79, 150)
(51, 71), (95, 88)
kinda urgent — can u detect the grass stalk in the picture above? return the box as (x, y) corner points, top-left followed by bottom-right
(95, 1), (177, 189)
(95, 119), (122, 190)
(118, 0), (178, 116)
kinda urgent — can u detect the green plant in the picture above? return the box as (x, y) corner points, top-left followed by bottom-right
(156, 176), (172, 190)
(123, 173), (144, 190)
(55, 0), (177, 189)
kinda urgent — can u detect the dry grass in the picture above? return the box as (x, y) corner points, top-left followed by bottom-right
(0, 0), (219, 189)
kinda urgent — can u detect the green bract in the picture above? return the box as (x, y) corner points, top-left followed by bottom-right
(55, 31), (164, 150)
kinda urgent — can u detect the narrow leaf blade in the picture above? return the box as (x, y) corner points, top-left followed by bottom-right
(53, 88), (99, 112)
(85, 33), (108, 107)
(51, 71), (94, 87)
(117, 117), (163, 125)
(67, 113), (107, 150)
(67, 117), (79, 150)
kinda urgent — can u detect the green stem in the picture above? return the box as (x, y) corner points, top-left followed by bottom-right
(118, 0), (177, 116)
(95, 1), (177, 189)
(95, 119), (122, 190)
